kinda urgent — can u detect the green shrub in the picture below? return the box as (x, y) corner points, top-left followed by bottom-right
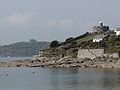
(50, 40), (59, 48)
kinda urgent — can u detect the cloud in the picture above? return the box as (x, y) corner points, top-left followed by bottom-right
(0, 13), (80, 44)
(46, 19), (59, 28)
(46, 19), (75, 29)
(0, 12), (37, 26)
(58, 19), (74, 29)
(80, 21), (97, 33)
(0, 13), (75, 31)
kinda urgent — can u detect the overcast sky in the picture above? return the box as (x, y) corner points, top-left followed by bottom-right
(0, 0), (119, 45)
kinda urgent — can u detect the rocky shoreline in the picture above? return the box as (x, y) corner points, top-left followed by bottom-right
(0, 56), (120, 69)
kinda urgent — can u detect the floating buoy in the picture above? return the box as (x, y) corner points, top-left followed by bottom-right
(6, 74), (8, 76)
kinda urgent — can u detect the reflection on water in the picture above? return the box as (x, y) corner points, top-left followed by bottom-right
(49, 68), (79, 90)
(0, 68), (120, 90)
(99, 69), (120, 90)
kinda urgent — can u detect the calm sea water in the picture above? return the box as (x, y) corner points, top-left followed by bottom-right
(0, 68), (120, 90)
(0, 57), (32, 62)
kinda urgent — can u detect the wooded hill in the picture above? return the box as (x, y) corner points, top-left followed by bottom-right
(0, 40), (50, 57)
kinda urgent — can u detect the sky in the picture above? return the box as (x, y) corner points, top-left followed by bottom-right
(0, 0), (120, 45)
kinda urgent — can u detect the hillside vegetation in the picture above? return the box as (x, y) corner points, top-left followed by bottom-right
(45, 31), (120, 58)
(0, 40), (50, 57)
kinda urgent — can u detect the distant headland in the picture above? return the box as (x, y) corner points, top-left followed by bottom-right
(1, 22), (120, 69)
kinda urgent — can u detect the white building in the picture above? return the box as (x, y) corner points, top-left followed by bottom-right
(92, 34), (106, 42)
(39, 51), (45, 56)
(32, 51), (46, 60)
(93, 38), (103, 42)
(114, 29), (120, 36)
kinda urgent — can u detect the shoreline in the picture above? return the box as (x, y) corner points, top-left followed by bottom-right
(0, 57), (120, 69)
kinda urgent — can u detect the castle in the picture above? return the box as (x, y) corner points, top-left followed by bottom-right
(92, 22), (109, 33)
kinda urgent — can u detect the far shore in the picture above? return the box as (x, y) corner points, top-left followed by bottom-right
(0, 56), (120, 69)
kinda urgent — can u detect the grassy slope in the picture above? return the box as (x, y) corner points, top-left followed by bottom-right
(47, 31), (120, 58)
(76, 34), (96, 45)
(46, 33), (106, 58)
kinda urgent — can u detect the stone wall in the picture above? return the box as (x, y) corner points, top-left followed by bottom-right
(104, 53), (119, 58)
(77, 49), (104, 59)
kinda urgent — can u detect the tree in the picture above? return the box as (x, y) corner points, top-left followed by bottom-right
(29, 39), (36, 43)
(50, 40), (59, 48)
(65, 37), (73, 42)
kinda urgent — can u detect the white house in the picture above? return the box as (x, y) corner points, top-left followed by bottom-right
(93, 38), (103, 42)
(32, 51), (46, 60)
(114, 29), (120, 36)
(39, 51), (45, 56)
(92, 34), (106, 42)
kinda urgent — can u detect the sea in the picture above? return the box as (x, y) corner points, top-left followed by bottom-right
(0, 57), (32, 62)
(0, 57), (120, 90)
(0, 67), (120, 90)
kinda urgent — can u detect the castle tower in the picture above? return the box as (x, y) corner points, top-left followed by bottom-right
(99, 21), (103, 27)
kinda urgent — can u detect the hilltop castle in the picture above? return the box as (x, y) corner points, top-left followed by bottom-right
(92, 22), (109, 33)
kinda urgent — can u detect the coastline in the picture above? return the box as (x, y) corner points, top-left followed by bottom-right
(0, 57), (120, 69)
